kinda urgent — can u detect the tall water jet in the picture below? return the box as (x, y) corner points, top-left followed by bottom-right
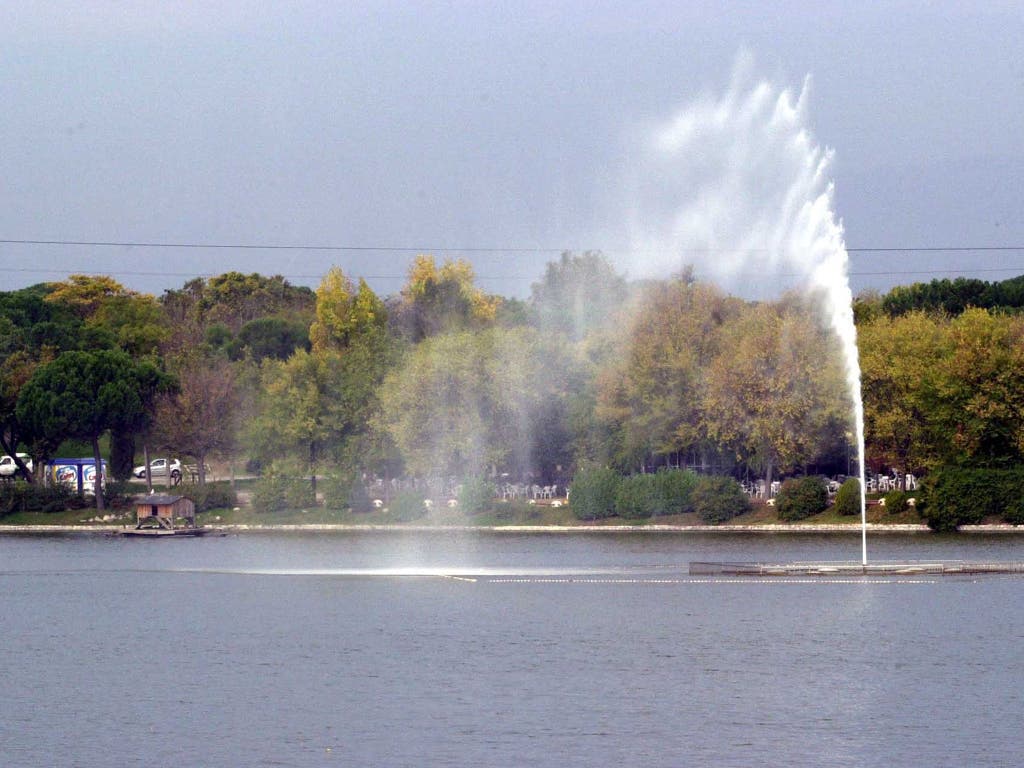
(627, 58), (868, 562)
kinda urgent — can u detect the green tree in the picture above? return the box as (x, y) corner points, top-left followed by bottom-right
(196, 272), (316, 331)
(16, 350), (170, 510)
(248, 271), (396, 488)
(0, 284), (89, 481)
(45, 275), (168, 355)
(880, 276), (1024, 317)
(159, 272), (315, 355)
(933, 309), (1024, 466)
(378, 327), (567, 480)
(0, 349), (47, 482)
(88, 293), (168, 356)
(859, 311), (950, 473)
(530, 251), (628, 342)
(309, 267), (387, 353)
(229, 317), (310, 362)
(249, 349), (344, 495)
(44, 274), (127, 318)
(392, 255), (499, 341)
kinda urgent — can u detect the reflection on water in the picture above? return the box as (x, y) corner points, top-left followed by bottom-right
(2, 531), (1022, 767)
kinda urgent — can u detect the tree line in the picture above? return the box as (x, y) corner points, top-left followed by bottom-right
(3, 257), (1024, 511)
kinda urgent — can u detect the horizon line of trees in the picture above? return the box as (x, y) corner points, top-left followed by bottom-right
(3, 258), (1024, 510)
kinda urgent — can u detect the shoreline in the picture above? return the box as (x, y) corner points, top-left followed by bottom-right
(2, 522), (1024, 534)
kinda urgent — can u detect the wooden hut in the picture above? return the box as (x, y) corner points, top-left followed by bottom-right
(133, 494), (197, 531)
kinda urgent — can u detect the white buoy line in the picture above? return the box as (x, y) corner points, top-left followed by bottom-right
(159, 566), (946, 585)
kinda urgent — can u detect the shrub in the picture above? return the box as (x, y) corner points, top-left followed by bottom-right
(346, 478), (374, 513)
(251, 474), (287, 512)
(458, 476), (495, 515)
(776, 476), (828, 522)
(833, 478), (862, 516)
(615, 470), (699, 519)
(1003, 496), (1024, 526)
(918, 467), (1024, 530)
(283, 476), (317, 509)
(186, 482), (238, 513)
(692, 475), (750, 524)
(389, 491), (428, 522)
(652, 469), (698, 515)
(0, 481), (75, 516)
(101, 481), (137, 510)
(615, 474), (659, 519)
(317, 474), (351, 510)
(883, 489), (910, 514)
(569, 465), (621, 520)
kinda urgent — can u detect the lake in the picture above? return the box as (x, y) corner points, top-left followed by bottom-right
(2, 530), (1022, 767)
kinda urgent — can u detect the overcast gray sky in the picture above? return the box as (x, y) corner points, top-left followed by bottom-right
(1, 1), (1021, 300)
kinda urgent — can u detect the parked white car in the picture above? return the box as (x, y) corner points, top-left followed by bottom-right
(133, 458), (183, 480)
(0, 453), (33, 478)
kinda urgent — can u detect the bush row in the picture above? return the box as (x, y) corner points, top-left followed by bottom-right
(0, 481), (80, 516)
(0, 478), (238, 517)
(569, 466), (749, 524)
(918, 467), (1024, 531)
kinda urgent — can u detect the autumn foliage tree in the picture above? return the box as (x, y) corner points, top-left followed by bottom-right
(595, 279), (740, 471)
(378, 327), (569, 480)
(151, 354), (240, 484)
(858, 310), (950, 473)
(703, 299), (847, 488)
(393, 255), (499, 342)
(248, 267), (396, 492)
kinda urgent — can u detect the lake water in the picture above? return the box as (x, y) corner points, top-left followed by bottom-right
(2, 530), (1023, 767)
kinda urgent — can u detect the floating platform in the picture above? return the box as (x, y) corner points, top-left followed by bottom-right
(121, 527), (211, 538)
(689, 560), (1024, 576)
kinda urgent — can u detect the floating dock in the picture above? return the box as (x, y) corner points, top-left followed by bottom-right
(121, 527), (210, 538)
(689, 561), (1024, 576)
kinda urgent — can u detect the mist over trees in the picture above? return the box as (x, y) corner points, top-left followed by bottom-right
(3, 264), (1024, 505)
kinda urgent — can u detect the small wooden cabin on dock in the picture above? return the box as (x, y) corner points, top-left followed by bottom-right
(132, 494), (197, 532)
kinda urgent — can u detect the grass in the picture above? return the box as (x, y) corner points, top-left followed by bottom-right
(0, 507), (134, 526)
(0, 483), (933, 528)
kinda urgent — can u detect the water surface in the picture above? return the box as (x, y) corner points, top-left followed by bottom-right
(2, 531), (1022, 767)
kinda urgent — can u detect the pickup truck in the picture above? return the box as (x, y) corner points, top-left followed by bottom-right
(0, 453), (33, 479)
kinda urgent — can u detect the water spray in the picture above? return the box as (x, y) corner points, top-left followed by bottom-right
(629, 57), (869, 562)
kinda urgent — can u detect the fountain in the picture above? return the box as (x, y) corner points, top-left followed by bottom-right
(626, 57), (870, 562)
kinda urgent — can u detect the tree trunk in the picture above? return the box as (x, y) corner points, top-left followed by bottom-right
(0, 433), (35, 484)
(144, 444), (152, 493)
(309, 441), (318, 498)
(91, 435), (105, 511)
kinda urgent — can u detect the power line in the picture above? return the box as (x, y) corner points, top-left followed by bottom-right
(3, 239), (1024, 284)
(3, 266), (1024, 283)
(1, 238), (1024, 255)
(0, 238), (562, 254)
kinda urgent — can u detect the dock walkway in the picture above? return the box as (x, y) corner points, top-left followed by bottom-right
(690, 561), (1024, 576)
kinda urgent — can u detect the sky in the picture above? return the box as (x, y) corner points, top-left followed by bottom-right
(1, 1), (1022, 300)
